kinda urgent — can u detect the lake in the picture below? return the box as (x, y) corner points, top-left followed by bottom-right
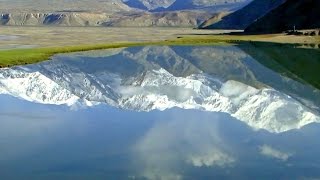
(0, 44), (320, 180)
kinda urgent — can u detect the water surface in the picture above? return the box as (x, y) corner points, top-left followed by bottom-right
(0, 44), (320, 180)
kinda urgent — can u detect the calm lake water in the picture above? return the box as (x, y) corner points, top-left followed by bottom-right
(0, 44), (320, 180)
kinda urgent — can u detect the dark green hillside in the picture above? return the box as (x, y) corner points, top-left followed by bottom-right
(238, 42), (320, 90)
(245, 0), (320, 33)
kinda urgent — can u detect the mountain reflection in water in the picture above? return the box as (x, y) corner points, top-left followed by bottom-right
(1, 45), (319, 133)
(1, 44), (320, 179)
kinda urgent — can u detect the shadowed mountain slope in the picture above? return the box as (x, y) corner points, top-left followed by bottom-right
(199, 0), (285, 29)
(245, 0), (320, 33)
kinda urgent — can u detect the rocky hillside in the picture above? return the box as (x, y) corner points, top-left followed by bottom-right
(0, 13), (109, 26)
(199, 0), (285, 29)
(0, 0), (134, 13)
(0, 0), (250, 27)
(245, 0), (320, 33)
(103, 11), (212, 27)
(0, 11), (212, 27)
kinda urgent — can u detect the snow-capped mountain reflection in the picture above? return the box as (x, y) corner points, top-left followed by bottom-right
(0, 46), (319, 133)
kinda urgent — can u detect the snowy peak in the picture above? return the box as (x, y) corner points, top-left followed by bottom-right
(0, 46), (319, 133)
(118, 68), (320, 133)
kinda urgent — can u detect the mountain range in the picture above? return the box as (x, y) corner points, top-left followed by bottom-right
(0, 46), (319, 133)
(0, 0), (250, 27)
(0, 11), (214, 27)
(0, 0), (318, 32)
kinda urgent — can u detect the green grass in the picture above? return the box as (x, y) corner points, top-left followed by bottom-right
(0, 43), (138, 67)
(238, 42), (320, 89)
(0, 34), (318, 68)
(0, 38), (233, 67)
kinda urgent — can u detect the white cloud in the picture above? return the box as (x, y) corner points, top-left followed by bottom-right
(133, 113), (235, 179)
(187, 149), (235, 167)
(259, 145), (292, 161)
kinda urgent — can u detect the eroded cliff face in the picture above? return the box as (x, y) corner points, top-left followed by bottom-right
(0, 13), (108, 26)
(0, 11), (213, 27)
(102, 11), (213, 27)
(0, 0), (250, 27)
(0, 0), (134, 13)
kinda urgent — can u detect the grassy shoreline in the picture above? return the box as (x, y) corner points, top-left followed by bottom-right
(0, 34), (319, 67)
(0, 38), (233, 67)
